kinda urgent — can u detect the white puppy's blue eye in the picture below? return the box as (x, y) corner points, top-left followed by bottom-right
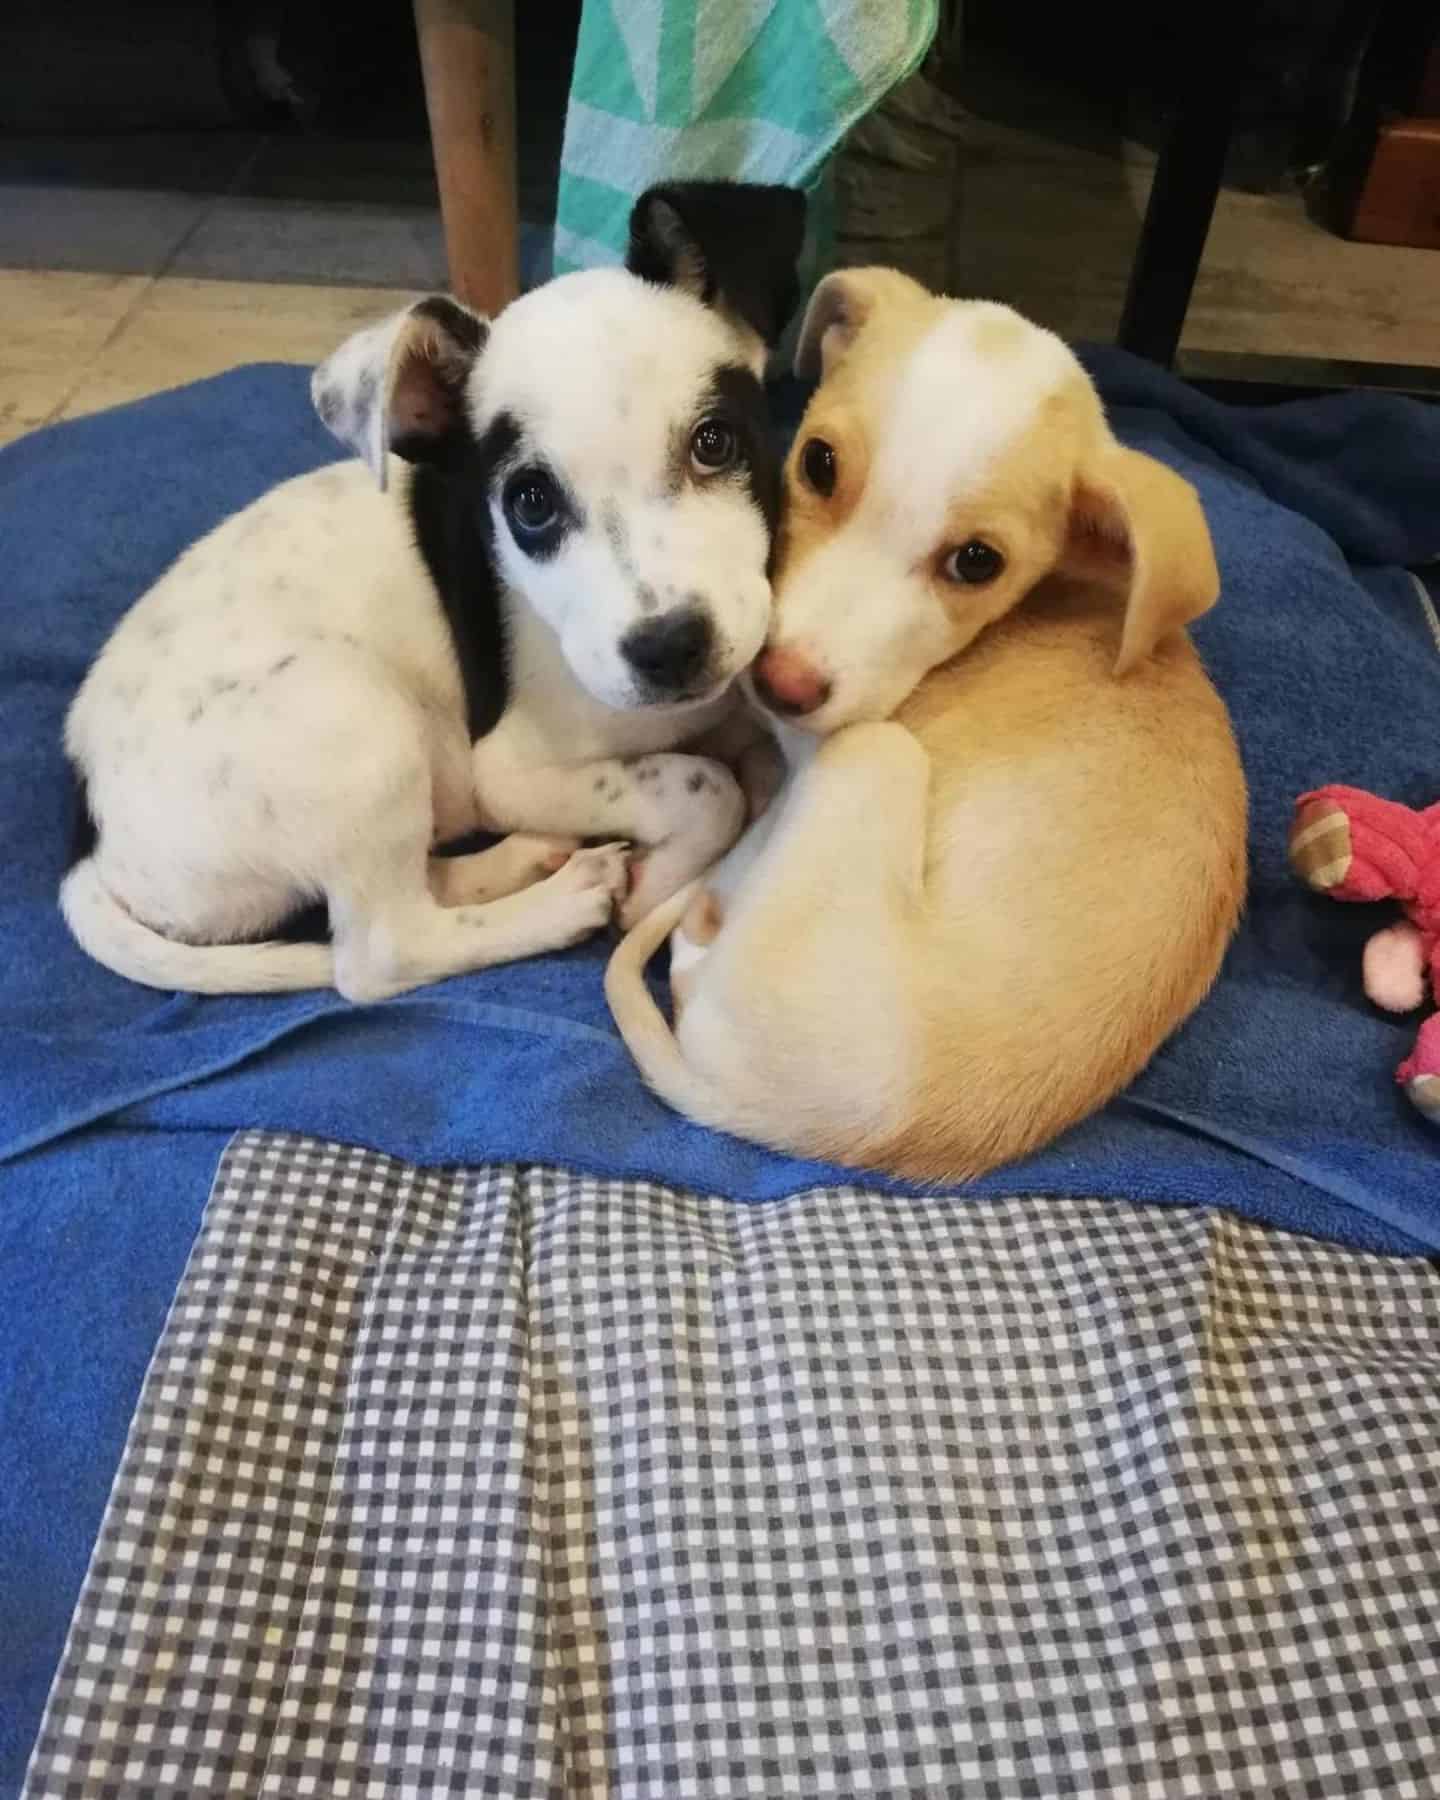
(942, 540), (1005, 585)
(503, 470), (560, 539)
(690, 417), (738, 473)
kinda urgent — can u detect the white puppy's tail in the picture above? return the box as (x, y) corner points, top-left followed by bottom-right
(605, 881), (731, 1128)
(61, 858), (334, 994)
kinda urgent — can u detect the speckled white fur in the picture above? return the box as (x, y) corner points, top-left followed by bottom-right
(62, 266), (778, 999)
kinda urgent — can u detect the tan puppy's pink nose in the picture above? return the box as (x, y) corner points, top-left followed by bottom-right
(753, 646), (832, 716)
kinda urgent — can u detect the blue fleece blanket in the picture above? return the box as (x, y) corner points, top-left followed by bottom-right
(3, 355), (1440, 1791)
(4, 358), (1440, 1244)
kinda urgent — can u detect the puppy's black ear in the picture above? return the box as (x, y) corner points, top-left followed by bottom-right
(311, 295), (489, 489)
(627, 181), (807, 348)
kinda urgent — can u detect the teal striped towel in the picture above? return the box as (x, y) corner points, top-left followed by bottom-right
(555, 0), (938, 280)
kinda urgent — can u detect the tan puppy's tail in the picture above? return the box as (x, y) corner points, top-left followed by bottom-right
(605, 881), (728, 1127)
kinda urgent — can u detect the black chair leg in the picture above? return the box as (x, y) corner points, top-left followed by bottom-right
(1118, 0), (1260, 368)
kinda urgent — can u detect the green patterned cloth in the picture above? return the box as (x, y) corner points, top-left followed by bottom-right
(555, 0), (938, 280)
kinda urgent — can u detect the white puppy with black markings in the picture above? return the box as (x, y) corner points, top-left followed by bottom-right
(61, 181), (803, 999)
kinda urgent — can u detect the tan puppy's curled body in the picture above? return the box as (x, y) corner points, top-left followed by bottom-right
(607, 270), (1247, 1181)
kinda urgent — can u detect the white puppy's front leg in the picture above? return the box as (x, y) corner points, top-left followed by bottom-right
(478, 753), (746, 928)
(429, 835), (579, 906)
(684, 704), (784, 824)
(333, 845), (631, 1002)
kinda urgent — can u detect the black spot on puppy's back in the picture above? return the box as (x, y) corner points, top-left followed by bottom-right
(67, 772), (98, 868)
(407, 412), (517, 741)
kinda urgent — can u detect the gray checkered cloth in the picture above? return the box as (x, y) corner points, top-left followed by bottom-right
(24, 1131), (1440, 1799)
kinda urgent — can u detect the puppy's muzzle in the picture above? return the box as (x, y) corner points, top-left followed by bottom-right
(622, 606), (714, 698)
(752, 645), (831, 717)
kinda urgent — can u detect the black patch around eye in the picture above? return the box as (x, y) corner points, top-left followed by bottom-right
(503, 469), (560, 538)
(690, 417), (738, 471)
(500, 462), (580, 562)
(699, 363), (781, 539)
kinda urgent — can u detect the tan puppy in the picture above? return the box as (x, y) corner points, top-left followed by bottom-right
(606, 269), (1247, 1180)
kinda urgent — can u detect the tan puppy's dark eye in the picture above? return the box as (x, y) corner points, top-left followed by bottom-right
(800, 438), (837, 497)
(942, 540), (1005, 585)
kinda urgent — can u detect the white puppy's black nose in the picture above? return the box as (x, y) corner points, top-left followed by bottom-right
(622, 607), (713, 693)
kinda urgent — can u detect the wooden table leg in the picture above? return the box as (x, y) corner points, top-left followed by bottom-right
(414, 0), (518, 315)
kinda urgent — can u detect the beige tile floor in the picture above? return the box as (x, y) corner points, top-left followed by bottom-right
(0, 269), (416, 446)
(954, 118), (1440, 364)
(1, 134), (1435, 450)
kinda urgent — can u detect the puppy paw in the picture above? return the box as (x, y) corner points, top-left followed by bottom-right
(432, 834), (582, 906)
(534, 842), (630, 943)
(546, 841), (629, 901)
(516, 833), (583, 881)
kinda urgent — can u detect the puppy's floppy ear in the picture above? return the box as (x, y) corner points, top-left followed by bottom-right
(1063, 443), (1220, 675)
(792, 266), (934, 380)
(311, 295), (488, 491)
(627, 181), (807, 349)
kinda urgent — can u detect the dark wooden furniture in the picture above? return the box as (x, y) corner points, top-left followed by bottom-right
(1117, 0), (1436, 398)
(1345, 27), (1440, 251)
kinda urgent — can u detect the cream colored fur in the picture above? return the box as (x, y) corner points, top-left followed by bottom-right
(606, 269), (1248, 1181)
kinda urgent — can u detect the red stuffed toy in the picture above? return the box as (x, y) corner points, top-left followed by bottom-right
(1290, 785), (1440, 1124)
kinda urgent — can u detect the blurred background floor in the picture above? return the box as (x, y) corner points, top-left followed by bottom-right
(1, 5), (1434, 446)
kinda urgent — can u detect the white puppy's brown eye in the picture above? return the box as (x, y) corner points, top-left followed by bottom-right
(504, 470), (560, 539)
(800, 438), (836, 497)
(942, 540), (1004, 585)
(691, 417), (737, 472)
